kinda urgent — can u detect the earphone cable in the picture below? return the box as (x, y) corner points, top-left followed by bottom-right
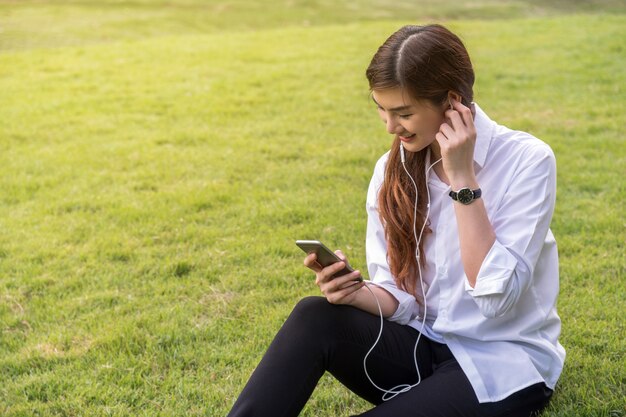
(362, 148), (441, 401)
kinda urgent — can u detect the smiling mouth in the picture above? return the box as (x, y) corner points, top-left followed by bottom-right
(398, 133), (416, 142)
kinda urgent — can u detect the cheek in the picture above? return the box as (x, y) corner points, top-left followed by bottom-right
(421, 113), (445, 133)
(409, 115), (438, 134)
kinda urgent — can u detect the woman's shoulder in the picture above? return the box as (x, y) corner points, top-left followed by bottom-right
(372, 150), (391, 176)
(496, 125), (553, 154)
(366, 150), (390, 195)
(495, 129), (555, 176)
(482, 112), (555, 168)
(474, 105), (556, 182)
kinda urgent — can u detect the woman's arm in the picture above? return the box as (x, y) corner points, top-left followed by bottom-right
(437, 100), (557, 318)
(449, 183), (496, 288)
(436, 99), (495, 287)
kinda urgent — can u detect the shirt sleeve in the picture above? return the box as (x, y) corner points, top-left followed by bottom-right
(365, 155), (421, 325)
(465, 141), (557, 318)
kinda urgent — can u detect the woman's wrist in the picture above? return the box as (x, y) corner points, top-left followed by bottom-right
(351, 283), (399, 318)
(449, 174), (479, 191)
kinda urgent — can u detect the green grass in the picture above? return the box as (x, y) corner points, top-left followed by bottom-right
(2, 0), (626, 51)
(1, 1), (625, 416)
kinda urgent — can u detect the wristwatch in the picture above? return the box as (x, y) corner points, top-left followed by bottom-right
(449, 187), (482, 205)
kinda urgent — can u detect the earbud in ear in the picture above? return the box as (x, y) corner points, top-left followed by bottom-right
(448, 92), (465, 109)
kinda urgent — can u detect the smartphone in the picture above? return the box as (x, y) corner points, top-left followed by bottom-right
(295, 240), (362, 281)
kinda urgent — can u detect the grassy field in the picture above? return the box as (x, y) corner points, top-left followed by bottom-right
(1, 1), (625, 416)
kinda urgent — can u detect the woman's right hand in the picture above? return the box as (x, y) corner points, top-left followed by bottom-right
(304, 250), (365, 305)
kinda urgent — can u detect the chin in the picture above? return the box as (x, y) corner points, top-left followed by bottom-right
(400, 141), (429, 154)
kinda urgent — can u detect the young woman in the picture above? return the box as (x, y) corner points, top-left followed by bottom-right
(228, 24), (565, 417)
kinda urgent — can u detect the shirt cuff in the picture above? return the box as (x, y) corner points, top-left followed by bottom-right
(369, 280), (418, 325)
(465, 240), (518, 297)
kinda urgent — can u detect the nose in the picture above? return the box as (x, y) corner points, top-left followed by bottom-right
(384, 115), (401, 134)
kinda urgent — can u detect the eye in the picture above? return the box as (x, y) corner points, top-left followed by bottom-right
(399, 114), (413, 120)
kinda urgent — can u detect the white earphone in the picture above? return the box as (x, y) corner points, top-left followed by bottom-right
(362, 142), (441, 401)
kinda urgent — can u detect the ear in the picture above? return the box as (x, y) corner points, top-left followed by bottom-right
(447, 91), (463, 109)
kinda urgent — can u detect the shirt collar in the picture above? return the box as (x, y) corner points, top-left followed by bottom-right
(472, 102), (495, 169)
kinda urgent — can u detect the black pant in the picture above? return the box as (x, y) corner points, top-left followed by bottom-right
(228, 296), (553, 417)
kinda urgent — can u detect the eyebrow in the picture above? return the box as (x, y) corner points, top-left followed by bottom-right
(371, 96), (412, 112)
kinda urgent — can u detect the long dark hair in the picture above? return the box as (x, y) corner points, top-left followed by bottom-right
(365, 24), (474, 297)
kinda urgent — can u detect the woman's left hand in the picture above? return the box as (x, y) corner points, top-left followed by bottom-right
(435, 99), (478, 188)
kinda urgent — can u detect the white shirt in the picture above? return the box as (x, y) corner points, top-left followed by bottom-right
(365, 103), (566, 403)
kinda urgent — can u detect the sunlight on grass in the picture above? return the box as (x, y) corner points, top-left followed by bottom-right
(2, 0), (625, 51)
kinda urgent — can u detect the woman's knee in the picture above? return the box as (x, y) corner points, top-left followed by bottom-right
(288, 296), (338, 330)
(291, 296), (334, 317)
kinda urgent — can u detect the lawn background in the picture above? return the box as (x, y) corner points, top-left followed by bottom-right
(1, 1), (624, 416)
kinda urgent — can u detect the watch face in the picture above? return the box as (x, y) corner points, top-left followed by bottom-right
(457, 188), (474, 204)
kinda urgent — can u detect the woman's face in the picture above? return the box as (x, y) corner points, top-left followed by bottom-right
(371, 87), (446, 154)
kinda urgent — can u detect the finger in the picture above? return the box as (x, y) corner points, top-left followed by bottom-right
(334, 270), (363, 287)
(339, 271), (363, 289)
(439, 122), (456, 141)
(451, 98), (474, 127)
(304, 253), (322, 272)
(318, 261), (349, 284)
(321, 268), (361, 291)
(445, 109), (467, 133)
(335, 250), (346, 261)
(435, 131), (449, 150)
(326, 280), (365, 304)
